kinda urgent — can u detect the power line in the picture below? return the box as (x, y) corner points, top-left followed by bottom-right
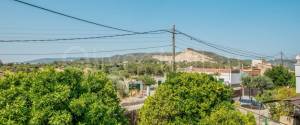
(0, 26), (123, 31)
(175, 43), (240, 61)
(177, 37), (259, 59)
(0, 30), (167, 43)
(0, 33), (121, 36)
(13, 0), (137, 33)
(0, 33), (168, 37)
(177, 33), (262, 58)
(176, 30), (274, 59)
(0, 44), (171, 56)
(210, 42), (274, 59)
(177, 31), (256, 58)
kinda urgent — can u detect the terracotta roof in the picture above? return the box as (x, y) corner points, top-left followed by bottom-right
(186, 67), (240, 74)
(241, 68), (261, 76)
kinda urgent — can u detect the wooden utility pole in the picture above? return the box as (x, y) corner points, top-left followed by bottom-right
(172, 25), (176, 72)
(280, 51), (284, 66)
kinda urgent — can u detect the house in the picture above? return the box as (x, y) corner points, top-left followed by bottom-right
(296, 55), (300, 93)
(241, 68), (261, 76)
(182, 66), (242, 85)
(241, 59), (272, 77)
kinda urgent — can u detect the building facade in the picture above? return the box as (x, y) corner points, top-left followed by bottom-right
(183, 66), (242, 85)
(296, 55), (300, 93)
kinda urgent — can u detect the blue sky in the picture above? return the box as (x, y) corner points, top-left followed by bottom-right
(0, 0), (300, 63)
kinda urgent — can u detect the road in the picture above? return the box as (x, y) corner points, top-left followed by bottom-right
(121, 96), (146, 111)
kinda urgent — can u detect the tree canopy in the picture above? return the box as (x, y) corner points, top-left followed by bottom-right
(241, 76), (253, 88)
(202, 104), (256, 125)
(0, 68), (128, 125)
(256, 87), (297, 120)
(251, 76), (273, 93)
(139, 72), (255, 124)
(138, 75), (156, 86)
(264, 65), (295, 87)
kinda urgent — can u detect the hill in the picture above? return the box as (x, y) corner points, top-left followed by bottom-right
(24, 57), (80, 64)
(152, 48), (230, 63)
(23, 48), (250, 67)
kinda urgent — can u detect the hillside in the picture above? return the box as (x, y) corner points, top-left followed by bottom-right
(269, 59), (296, 70)
(24, 57), (80, 64)
(152, 48), (229, 63)
(23, 48), (249, 66)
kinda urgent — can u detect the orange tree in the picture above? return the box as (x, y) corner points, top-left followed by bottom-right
(264, 65), (295, 87)
(139, 72), (255, 124)
(0, 68), (128, 124)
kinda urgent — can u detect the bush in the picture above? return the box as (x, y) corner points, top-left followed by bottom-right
(264, 66), (294, 87)
(202, 104), (256, 125)
(256, 87), (297, 120)
(0, 68), (128, 124)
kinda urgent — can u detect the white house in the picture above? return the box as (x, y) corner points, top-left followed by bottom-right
(183, 66), (242, 85)
(295, 55), (300, 93)
(252, 59), (264, 67)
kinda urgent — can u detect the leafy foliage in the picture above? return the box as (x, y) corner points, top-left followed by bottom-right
(264, 65), (295, 87)
(256, 87), (297, 120)
(241, 76), (254, 99)
(241, 76), (253, 88)
(138, 75), (156, 86)
(251, 76), (273, 93)
(202, 104), (256, 125)
(0, 68), (128, 125)
(242, 75), (273, 100)
(139, 72), (255, 124)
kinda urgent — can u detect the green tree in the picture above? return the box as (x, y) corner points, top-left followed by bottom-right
(202, 104), (256, 125)
(139, 72), (255, 124)
(0, 72), (31, 124)
(0, 68), (128, 125)
(288, 75), (296, 87)
(138, 75), (156, 86)
(252, 76), (273, 94)
(139, 75), (156, 96)
(264, 65), (294, 87)
(242, 76), (253, 99)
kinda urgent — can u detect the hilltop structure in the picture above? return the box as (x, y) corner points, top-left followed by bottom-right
(152, 48), (214, 63)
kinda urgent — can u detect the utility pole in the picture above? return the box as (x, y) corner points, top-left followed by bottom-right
(280, 51), (284, 66)
(172, 25), (176, 72)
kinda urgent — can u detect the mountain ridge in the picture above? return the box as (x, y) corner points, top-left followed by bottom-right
(23, 48), (246, 64)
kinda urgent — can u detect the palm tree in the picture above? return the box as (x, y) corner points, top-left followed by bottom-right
(241, 76), (253, 99)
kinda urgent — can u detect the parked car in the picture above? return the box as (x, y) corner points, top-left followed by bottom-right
(239, 96), (263, 109)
